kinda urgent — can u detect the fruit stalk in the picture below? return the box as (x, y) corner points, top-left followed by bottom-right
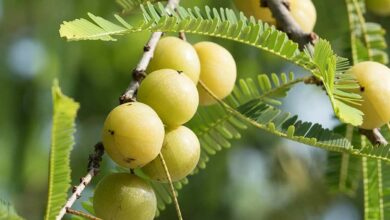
(56, 143), (104, 220)
(158, 153), (183, 220)
(66, 208), (102, 220)
(261, 0), (317, 49)
(119, 0), (181, 103)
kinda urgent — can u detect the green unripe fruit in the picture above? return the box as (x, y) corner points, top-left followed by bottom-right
(137, 69), (199, 127)
(235, 0), (317, 33)
(194, 41), (237, 106)
(93, 173), (157, 220)
(348, 61), (390, 129)
(142, 126), (200, 182)
(366, 0), (390, 16)
(102, 102), (164, 168)
(148, 37), (201, 84)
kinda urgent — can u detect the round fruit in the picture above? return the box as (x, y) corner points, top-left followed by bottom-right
(234, 0), (317, 33)
(102, 102), (164, 168)
(93, 173), (157, 220)
(347, 61), (390, 129)
(142, 126), (200, 182)
(137, 69), (199, 127)
(194, 41), (237, 106)
(148, 36), (201, 84)
(366, 0), (390, 16)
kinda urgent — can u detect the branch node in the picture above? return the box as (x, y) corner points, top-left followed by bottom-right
(281, 0), (290, 10)
(143, 45), (151, 52)
(132, 69), (147, 82)
(359, 128), (389, 146)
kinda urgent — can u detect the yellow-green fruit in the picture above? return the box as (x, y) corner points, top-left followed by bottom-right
(102, 103), (164, 168)
(235, 0), (317, 33)
(137, 69), (199, 127)
(148, 37), (201, 84)
(366, 0), (390, 16)
(142, 126), (200, 182)
(348, 61), (390, 129)
(194, 41), (237, 106)
(93, 173), (157, 220)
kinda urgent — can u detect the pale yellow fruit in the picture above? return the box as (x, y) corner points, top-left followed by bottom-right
(142, 126), (200, 182)
(366, 0), (390, 16)
(148, 37), (201, 84)
(137, 69), (199, 126)
(102, 102), (164, 168)
(194, 41), (237, 106)
(93, 173), (157, 220)
(348, 61), (390, 129)
(234, 0), (317, 33)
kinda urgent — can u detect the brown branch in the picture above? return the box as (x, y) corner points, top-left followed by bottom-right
(119, 0), (181, 104)
(56, 143), (104, 220)
(261, 0), (317, 49)
(359, 128), (388, 146)
(66, 208), (102, 220)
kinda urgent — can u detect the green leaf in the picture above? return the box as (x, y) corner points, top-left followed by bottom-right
(189, 72), (301, 171)
(59, 3), (362, 126)
(326, 125), (361, 196)
(362, 125), (390, 220)
(308, 40), (363, 126)
(45, 80), (80, 220)
(362, 157), (384, 220)
(346, 0), (388, 64)
(0, 200), (24, 220)
(116, 0), (165, 13)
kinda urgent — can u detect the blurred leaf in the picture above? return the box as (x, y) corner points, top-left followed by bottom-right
(0, 200), (24, 220)
(346, 0), (388, 64)
(45, 80), (80, 220)
(117, 0), (165, 13)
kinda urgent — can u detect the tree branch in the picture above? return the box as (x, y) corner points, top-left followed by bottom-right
(56, 143), (104, 220)
(359, 128), (388, 146)
(261, 0), (317, 49)
(119, 0), (180, 103)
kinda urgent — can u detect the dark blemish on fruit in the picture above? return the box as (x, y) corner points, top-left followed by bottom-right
(177, 70), (183, 74)
(108, 130), (115, 135)
(124, 158), (136, 163)
(127, 103), (132, 106)
(360, 86), (365, 92)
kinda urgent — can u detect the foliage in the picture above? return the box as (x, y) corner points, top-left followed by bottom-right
(0, 200), (23, 220)
(59, 2), (363, 126)
(324, 0), (390, 219)
(45, 80), (79, 220)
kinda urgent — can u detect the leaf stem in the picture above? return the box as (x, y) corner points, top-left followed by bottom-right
(158, 153), (183, 220)
(66, 208), (102, 220)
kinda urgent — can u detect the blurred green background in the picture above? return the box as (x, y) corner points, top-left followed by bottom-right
(1, 0), (390, 219)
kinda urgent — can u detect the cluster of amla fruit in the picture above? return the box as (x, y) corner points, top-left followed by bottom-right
(93, 36), (237, 220)
(234, 0), (317, 33)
